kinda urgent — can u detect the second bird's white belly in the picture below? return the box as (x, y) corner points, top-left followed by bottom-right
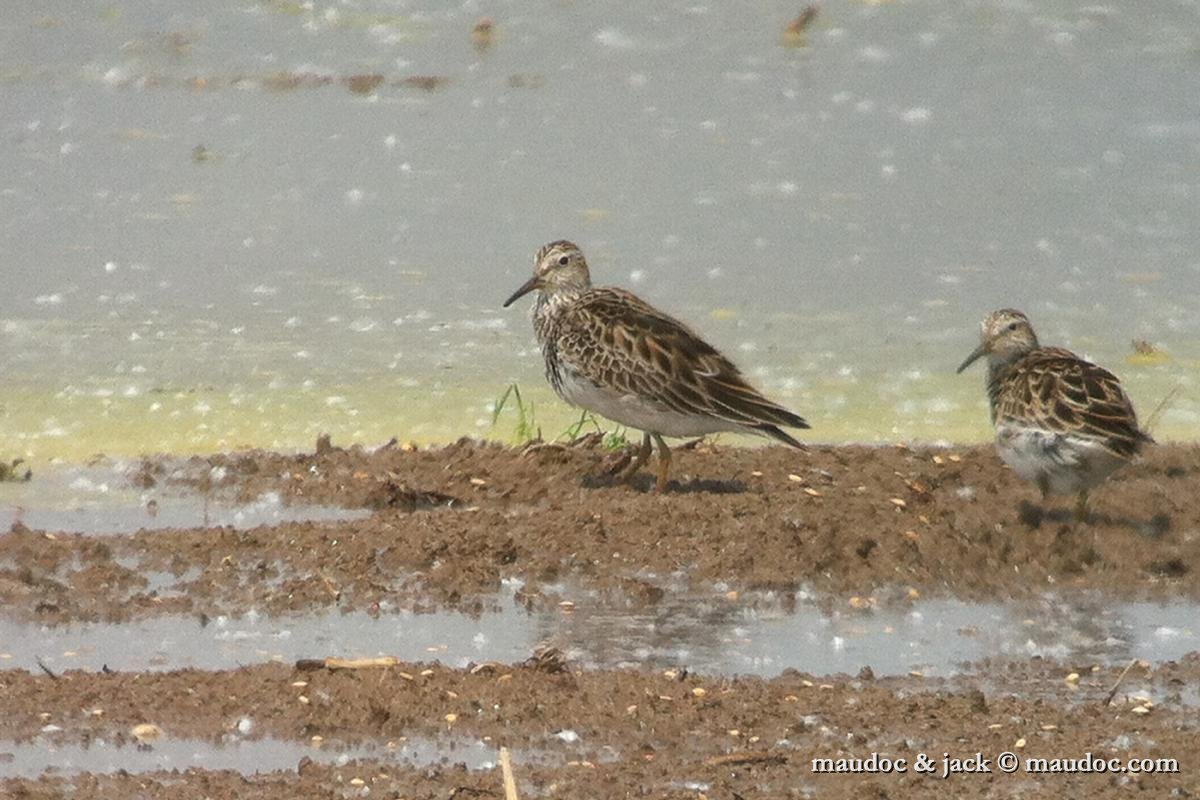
(555, 366), (735, 438)
(995, 424), (1125, 495)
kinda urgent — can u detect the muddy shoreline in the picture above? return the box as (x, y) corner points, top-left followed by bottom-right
(2, 440), (1197, 626)
(2, 439), (1198, 798)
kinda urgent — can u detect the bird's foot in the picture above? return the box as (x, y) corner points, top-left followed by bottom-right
(1074, 492), (1090, 525)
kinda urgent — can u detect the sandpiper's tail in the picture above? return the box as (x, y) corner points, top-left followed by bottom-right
(753, 422), (808, 450)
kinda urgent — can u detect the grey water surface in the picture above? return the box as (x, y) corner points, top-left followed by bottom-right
(0, 0), (1197, 457)
(4, 586), (1196, 679)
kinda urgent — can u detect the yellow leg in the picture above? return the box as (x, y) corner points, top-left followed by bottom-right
(1074, 491), (1089, 524)
(653, 433), (671, 493)
(617, 433), (652, 483)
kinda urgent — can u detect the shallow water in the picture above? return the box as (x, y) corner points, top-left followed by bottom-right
(1, 0), (1197, 461)
(0, 463), (366, 534)
(0, 735), (500, 779)
(5, 589), (1197, 679)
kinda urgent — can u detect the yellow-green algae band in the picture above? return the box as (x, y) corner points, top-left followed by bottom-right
(2, 364), (1194, 465)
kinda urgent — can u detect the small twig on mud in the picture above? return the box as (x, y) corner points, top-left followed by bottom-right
(703, 751), (788, 767)
(294, 656), (399, 671)
(35, 657), (59, 680)
(1104, 658), (1140, 706)
(1143, 384), (1181, 437)
(499, 747), (520, 800)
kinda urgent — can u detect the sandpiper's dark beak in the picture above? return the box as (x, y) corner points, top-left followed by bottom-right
(956, 343), (988, 374)
(503, 275), (541, 308)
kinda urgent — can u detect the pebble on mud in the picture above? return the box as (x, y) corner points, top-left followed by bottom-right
(131, 723), (163, 745)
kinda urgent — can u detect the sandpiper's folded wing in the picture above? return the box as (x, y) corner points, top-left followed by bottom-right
(994, 347), (1150, 459)
(552, 287), (809, 444)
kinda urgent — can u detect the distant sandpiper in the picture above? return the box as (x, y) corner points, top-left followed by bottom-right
(504, 240), (809, 491)
(957, 309), (1151, 522)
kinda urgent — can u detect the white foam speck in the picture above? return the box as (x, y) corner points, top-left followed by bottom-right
(901, 107), (931, 124)
(594, 28), (635, 49)
(857, 46), (890, 63)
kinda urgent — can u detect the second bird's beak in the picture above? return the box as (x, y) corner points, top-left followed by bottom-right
(956, 343), (988, 374)
(503, 275), (541, 308)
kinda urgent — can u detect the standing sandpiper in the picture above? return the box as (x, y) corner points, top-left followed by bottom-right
(503, 240), (810, 491)
(957, 309), (1152, 522)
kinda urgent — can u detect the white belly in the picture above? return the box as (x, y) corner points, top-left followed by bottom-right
(555, 367), (736, 438)
(995, 425), (1127, 495)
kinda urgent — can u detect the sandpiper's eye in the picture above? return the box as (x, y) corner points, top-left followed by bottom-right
(1007, 322), (1019, 331)
(557, 255), (569, 266)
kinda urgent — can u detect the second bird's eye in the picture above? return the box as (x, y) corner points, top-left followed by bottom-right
(558, 255), (569, 266)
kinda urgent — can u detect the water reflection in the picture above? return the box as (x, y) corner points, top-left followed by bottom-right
(4, 589), (1196, 678)
(0, 735), (499, 779)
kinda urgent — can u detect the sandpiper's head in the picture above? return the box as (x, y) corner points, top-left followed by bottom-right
(956, 308), (1039, 373)
(502, 240), (591, 307)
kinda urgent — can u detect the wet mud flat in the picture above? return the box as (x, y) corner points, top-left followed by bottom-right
(2, 655), (1199, 798)
(1, 439), (1197, 625)
(1, 439), (1199, 798)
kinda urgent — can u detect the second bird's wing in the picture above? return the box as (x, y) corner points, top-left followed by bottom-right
(995, 347), (1149, 459)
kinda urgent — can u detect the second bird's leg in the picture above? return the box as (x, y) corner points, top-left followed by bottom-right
(652, 433), (671, 493)
(1037, 474), (1052, 516)
(617, 433), (653, 482)
(1074, 491), (1089, 524)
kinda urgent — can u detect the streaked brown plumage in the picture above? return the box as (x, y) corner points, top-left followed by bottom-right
(504, 240), (809, 491)
(957, 308), (1151, 521)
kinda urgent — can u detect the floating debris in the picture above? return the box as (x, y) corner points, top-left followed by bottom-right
(398, 75), (450, 92)
(1126, 339), (1170, 366)
(261, 71), (333, 92)
(782, 6), (820, 48)
(507, 74), (545, 89)
(471, 17), (496, 53)
(344, 74), (384, 95)
(0, 459), (32, 482)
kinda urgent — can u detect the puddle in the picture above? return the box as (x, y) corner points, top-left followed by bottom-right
(0, 464), (366, 534)
(3, 590), (1198, 680)
(0, 735), (502, 779)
